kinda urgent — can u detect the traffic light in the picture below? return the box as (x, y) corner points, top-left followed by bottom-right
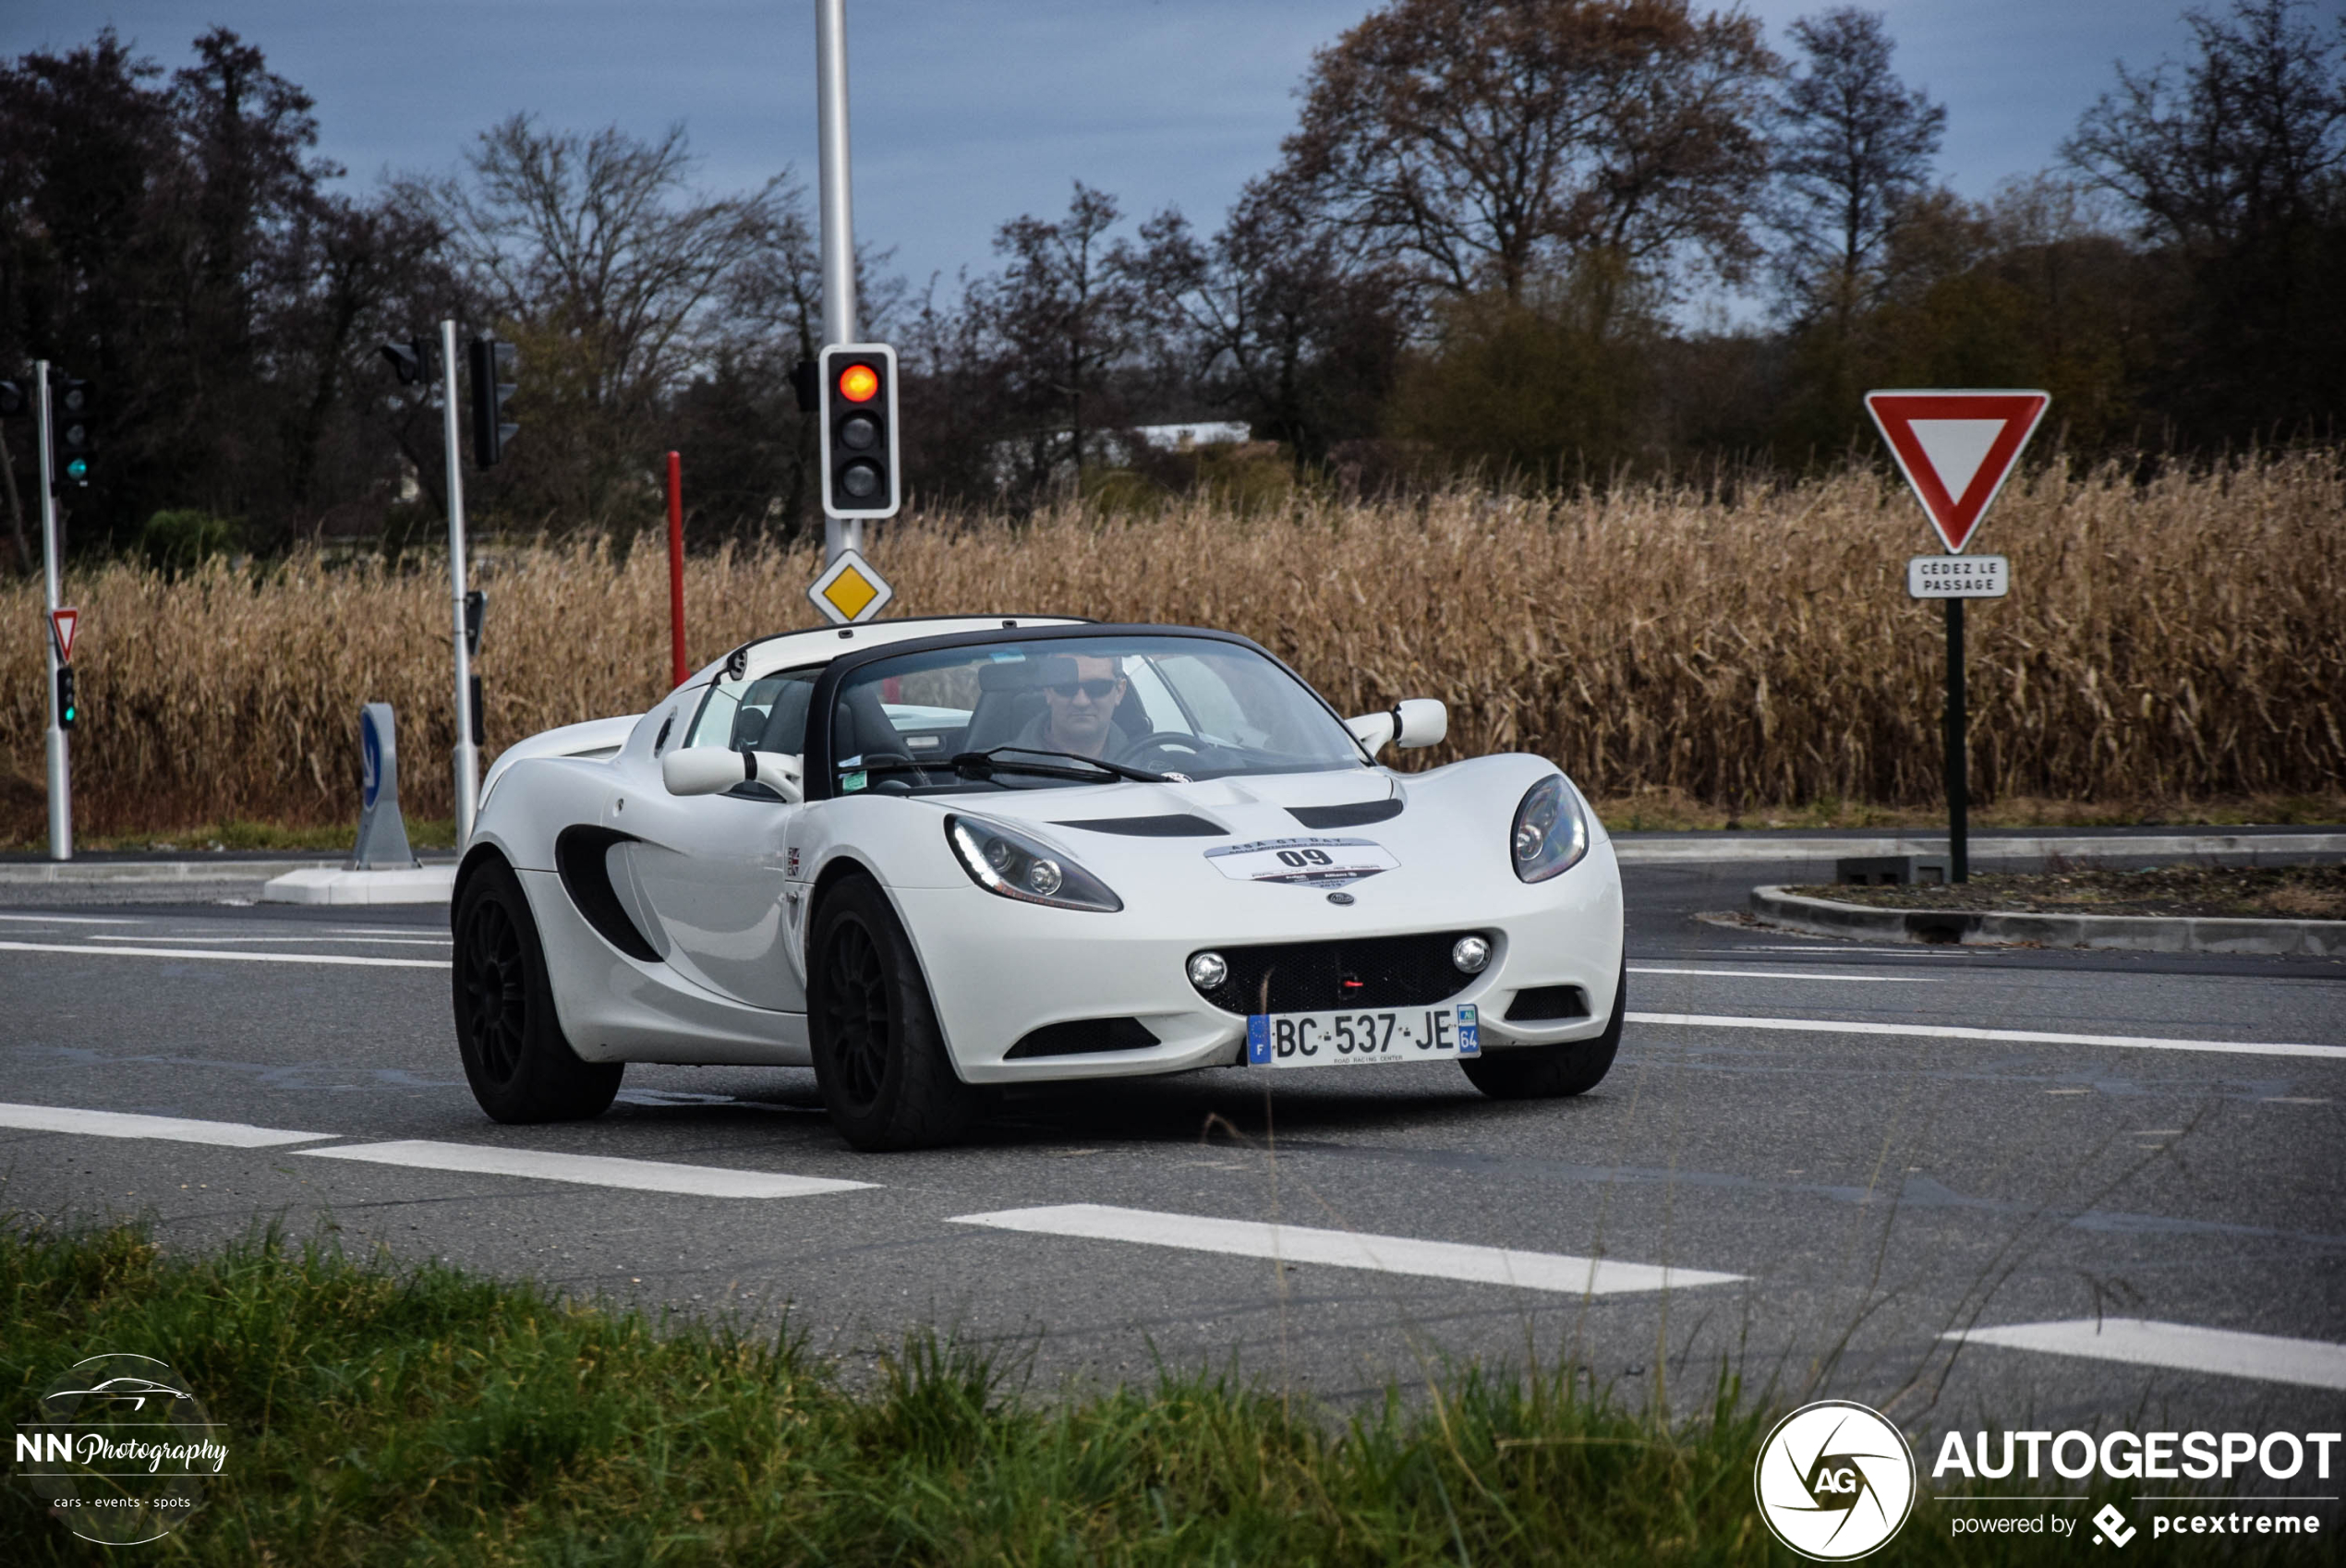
(52, 377), (93, 488)
(379, 336), (432, 386)
(467, 336), (517, 468)
(55, 666), (78, 730)
(817, 344), (900, 518)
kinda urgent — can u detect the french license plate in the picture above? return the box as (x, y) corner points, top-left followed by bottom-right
(1247, 1005), (1478, 1068)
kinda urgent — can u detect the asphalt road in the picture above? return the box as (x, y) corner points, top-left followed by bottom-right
(3, 850), (2341, 1511)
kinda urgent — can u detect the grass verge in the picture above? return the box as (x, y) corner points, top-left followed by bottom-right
(1791, 862), (2346, 921)
(0, 1218), (2296, 1564)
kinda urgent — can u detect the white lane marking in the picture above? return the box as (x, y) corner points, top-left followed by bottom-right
(949, 1203), (1739, 1295)
(1945, 1319), (2346, 1392)
(299, 1140), (872, 1199)
(1628, 1011), (2346, 1061)
(1630, 966), (1939, 983)
(0, 911), (140, 924)
(86, 934), (452, 947)
(0, 939), (445, 970)
(0, 1102), (334, 1148)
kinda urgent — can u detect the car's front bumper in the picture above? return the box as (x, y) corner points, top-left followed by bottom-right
(893, 839), (1624, 1083)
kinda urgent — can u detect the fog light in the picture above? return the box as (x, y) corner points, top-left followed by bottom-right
(1187, 951), (1227, 991)
(1452, 935), (1491, 974)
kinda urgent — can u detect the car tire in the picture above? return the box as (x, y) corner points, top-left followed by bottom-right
(808, 874), (984, 1151)
(452, 858), (623, 1123)
(1460, 959), (1625, 1100)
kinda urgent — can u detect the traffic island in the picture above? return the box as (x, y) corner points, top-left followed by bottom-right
(1749, 865), (2346, 955)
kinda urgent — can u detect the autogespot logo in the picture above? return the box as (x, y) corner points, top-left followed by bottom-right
(1755, 1400), (1918, 1560)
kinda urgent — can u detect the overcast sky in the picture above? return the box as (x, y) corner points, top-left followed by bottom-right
(6, 1), (2209, 311)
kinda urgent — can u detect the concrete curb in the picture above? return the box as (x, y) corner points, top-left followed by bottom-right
(1615, 831), (2346, 865)
(1748, 885), (2346, 957)
(0, 859), (343, 885)
(259, 865), (456, 906)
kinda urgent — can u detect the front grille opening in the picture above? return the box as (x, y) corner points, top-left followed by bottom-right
(1193, 932), (1488, 1015)
(1006, 1017), (1162, 1058)
(1505, 985), (1590, 1022)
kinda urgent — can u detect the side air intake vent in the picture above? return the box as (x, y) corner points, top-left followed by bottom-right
(553, 826), (660, 962)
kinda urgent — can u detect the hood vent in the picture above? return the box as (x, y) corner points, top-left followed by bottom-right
(1288, 798), (1403, 828)
(1052, 814), (1225, 838)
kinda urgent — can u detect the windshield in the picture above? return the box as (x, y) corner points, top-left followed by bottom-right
(827, 634), (1369, 794)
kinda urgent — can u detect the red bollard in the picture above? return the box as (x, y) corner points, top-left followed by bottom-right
(666, 451), (687, 688)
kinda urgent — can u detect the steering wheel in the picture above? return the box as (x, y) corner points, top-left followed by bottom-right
(1122, 731), (1213, 771)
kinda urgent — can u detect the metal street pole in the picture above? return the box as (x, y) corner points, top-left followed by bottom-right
(1945, 597), (1968, 884)
(440, 320), (480, 844)
(35, 360), (69, 861)
(816, 0), (862, 566)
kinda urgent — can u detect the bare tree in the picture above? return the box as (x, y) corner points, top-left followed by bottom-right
(1276, 0), (1775, 311)
(1770, 6), (1945, 336)
(972, 182), (1146, 489)
(2065, 0), (2346, 438)
(396, 117), (781, 528)
(1128, 176), (1411, 463)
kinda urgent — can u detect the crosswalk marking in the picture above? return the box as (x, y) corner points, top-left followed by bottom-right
(1629, 966), (1939, 983)
(949, 1203), (1738, 1295)
(1628, 1011), (2346, 1061)
(1945, 1319), (2346, 1391)
(298, 1139), (872, 1199)
(0, 938), (447, 970)
(0, 1102), (335, 1148)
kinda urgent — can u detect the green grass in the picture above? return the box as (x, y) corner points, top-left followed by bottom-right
(0, 1218), (2309, 1564)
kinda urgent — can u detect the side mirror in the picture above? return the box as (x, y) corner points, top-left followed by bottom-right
(661, 748), (803, 803)
(1346, 699), (1448, 756)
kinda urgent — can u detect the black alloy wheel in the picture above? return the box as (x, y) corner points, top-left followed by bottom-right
(450, 857), (623, 1123)
(807, 875), (984, 1151)
(456, 894), (528, 1085)
(819, 914), (893, 1111)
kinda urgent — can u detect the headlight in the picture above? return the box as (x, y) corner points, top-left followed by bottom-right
(1510, 775), (1590, 883)
(946, 815), (1122, 912)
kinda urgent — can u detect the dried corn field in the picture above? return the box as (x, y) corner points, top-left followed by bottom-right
(2, 452), (2340, 838)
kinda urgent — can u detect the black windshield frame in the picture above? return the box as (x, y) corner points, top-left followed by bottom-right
(801, 623), (1368, 802)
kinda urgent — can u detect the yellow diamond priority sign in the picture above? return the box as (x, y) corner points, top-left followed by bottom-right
(807, 549), (893, 625)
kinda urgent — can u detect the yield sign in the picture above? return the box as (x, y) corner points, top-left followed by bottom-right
(1865, 390), (2050, 553)
(49, 607), (79, 662)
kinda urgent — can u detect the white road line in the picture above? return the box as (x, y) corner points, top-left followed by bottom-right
(949, 1203), (1739, 1295)
(1630, 966), (1939, 983)
(299, 1140), (873, 1199)
(0, 911), (139, 924)
(1628, 1011), (2346, 1061)
(0, 939), (446, 970)
(0, 1102), (335, 1148)
(1945, 1319), (2346, 1392)
(86, 934), (452, 947)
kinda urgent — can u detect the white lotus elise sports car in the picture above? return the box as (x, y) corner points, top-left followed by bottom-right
(455, 616), (1625, 1149)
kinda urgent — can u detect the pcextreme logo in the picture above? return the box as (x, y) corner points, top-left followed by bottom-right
(1754, 1400), (1917, 1560)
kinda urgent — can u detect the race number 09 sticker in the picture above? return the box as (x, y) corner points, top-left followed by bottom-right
(1753, 1400), (1916, 1560)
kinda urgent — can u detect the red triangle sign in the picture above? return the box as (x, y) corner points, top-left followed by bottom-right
(1865, 390), (2050, 553)
(50, 607), (79, 663)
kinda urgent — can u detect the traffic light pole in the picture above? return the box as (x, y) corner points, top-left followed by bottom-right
(34, 361), (69, 861)
(440, 320), (480, 844)
(816, 0), (862, 568)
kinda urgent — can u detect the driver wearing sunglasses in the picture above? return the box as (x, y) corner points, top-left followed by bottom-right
(1010, 653), (1131, 760)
